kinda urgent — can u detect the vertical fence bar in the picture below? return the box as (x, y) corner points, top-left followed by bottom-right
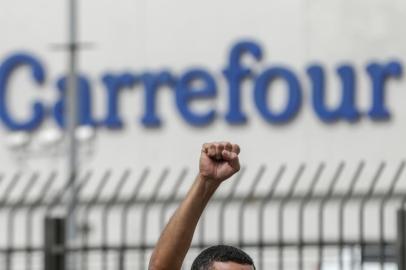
(43, 173), (75, 270)
(7, 173), (38, 270)
(26, 172), (57, 270)
(139, 169), (168, 269)
(45, 217), (66, 270)
(81, 170), (110, 270)
(399, 183), (406, 270)
(119, 169), (149, 270)
(1, 172), (22, 270)
(45, 176), (74, 216)
(69, 171), (92, 270)
(318, 163), (343, 269)
(44, 170), (78, 270)
(298, 163), (324, 270)
(44, 172), (89, 270)
(159, 169), (187, 231)
(379, 162), (404, 270)
(397, 209), (406, 270)
(101, 170), (130, 270)
(258, 165), (285, 270)
(278, 165), (304, 270)
(359, 162), (385, 269)
(218, 168), (244, 244)
(338, 162), (364, 270)
(0, 173), (3, 269)
(238, 166), (264, 248)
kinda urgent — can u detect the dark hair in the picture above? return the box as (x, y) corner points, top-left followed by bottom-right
(191, 245), (255, 270)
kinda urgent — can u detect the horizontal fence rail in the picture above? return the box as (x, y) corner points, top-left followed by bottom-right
(1, 161), (406, 270)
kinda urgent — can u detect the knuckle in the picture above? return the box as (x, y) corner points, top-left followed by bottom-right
(208, 145), (216, 155)
(225, 142), (232, 151)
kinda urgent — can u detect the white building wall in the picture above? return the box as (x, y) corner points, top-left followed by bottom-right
(1, 1), (406, 269)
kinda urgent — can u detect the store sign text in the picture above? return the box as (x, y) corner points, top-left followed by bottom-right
(0, 40), (403, 131)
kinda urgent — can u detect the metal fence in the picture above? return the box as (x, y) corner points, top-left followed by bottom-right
(1, 161), (406, 270)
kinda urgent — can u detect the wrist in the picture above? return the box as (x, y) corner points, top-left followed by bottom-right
(197, 173), (220, 192)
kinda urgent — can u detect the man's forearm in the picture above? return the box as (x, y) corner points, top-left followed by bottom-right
(148, 174), (219, 270)
(149, 141), (241, 270)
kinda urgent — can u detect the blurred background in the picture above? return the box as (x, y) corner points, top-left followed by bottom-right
(1, 0), (406, 269)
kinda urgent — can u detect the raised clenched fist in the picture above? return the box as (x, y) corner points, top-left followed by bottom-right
(199, 141), (241, 184)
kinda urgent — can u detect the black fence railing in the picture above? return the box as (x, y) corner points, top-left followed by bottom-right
(1, 161), (406, 270)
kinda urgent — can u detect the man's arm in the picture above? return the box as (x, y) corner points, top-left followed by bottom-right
(148, 141), (241, 270)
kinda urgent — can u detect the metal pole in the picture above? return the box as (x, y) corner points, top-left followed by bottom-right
(66, 0), (79, 269)
(397, 209), (406, 270)
(45, 217), (66, 270)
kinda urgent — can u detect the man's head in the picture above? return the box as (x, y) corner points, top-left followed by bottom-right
(191, 245), (255, 270)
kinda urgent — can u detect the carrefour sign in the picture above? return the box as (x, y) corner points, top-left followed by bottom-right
(0, 40), (403, 131)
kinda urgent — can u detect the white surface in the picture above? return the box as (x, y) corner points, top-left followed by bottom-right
(0, 3), (406, 267)
(0, 0), (406, 172)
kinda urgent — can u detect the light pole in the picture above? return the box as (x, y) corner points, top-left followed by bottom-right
(4, 1), (95, 265)
(66, 0), (79, 269)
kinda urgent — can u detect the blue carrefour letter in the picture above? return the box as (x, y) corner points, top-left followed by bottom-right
(176, 69), (217, 126)
(254, 67), (302, 123)
(0, 53), (46, 131)
(367, 61), (403, 120)
(223, 40), (262, 124)
(141, 71), (175, 127)
(308, 64), (360, 122)
(53, 75), (100, 128)
(102, 73), (138, 128)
